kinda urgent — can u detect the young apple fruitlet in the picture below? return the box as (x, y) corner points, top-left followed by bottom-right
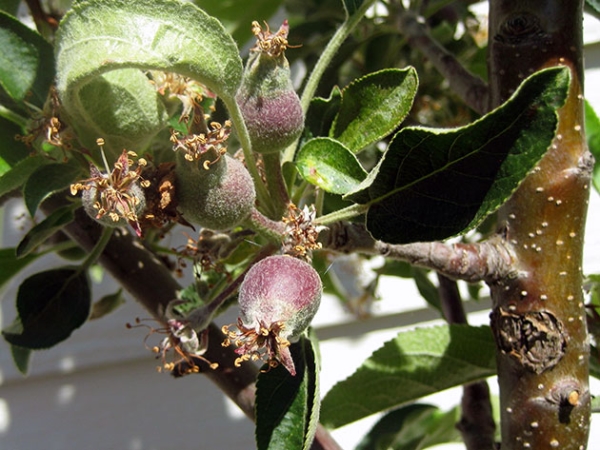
(223, 255), (322, 375)
(175, 153), (256, 230)
(236, 20), (304, 154)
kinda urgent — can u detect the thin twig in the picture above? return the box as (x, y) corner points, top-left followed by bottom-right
(319, 221), (514, 283)
(394, 4), (489, 115)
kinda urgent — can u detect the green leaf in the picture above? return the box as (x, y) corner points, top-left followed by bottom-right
(585, 100), (600, 194)
(355, 404), (461, 450)
(23, 160), (82, 216)
(345, 67), (570, 244)
(0, 116), (30, 172)
(255, 336), (320, 450)
(89, 289), (125, 320)
(0, 11), (54, 107)
(16, 204), (77, 258)
(192, 0), (284, 46)
(411, 267), (441, 313)
(2, 267), (91, 349)
(320, 324), (496, 429)
(0, 248), (41, 290)
(296, 137), (367, 194)
(0, 154), (48, 199)
(332, 68), (418, 153)
(55, 0), (243, 155)
(0, 0), (21, 16)
(305, 87), (342, 139)
(10, 344), (32, 375)
(69, 68), (169, 155)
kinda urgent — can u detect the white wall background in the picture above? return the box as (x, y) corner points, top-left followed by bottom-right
(1, 5), (600, 450)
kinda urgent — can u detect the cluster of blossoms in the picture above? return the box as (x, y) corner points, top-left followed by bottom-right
(70, 142), (149, 237)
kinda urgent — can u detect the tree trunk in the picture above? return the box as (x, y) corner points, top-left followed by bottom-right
(488, 1), (592, 448)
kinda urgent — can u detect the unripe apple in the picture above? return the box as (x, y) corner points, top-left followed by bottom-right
(223, 255), (322, 375)
(176, 153), (255, 230)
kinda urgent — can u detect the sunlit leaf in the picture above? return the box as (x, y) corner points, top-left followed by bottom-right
(296, 137), (367, 194)
(0, 155), (48, 198)
(0, 11), (54, 107)
(585, 100), (600, 194)
(255, 336), (320, 450)
(55, 0), (243, 155)
(332, 68), (418, 153)
(345, 67), (570, 244)
(320, 325), (496, 428)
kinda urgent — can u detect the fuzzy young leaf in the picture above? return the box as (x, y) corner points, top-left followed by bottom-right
(255, 336), (319, 450)
(16, 204), (77, 258)
(345, 67), (570, 244)
(0, 11), (54, 107)
(320, 324), (496, 429)
(0, 248), (41, 290)
(55, 0), (243, 154)
(585, 100), (600, 194)
(23, 160), (82, 216)
(2, 267), (91, 349)
(332, 68), (418, 153)
(355, 404), (461, 450)
(296, 137), (367, 194)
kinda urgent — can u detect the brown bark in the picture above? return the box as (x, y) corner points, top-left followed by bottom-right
(488, 1), (591, 448)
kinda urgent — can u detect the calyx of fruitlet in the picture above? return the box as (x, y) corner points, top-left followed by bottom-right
(71, 146), (148, 237)
(174, 125), (256, 230)
(222, 255), (322, 375)
(236, 20), (304, 154)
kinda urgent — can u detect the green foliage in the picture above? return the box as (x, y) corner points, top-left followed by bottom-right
(255, 336), (320, 450)
(345, 67), (570, 243)
(585, 100), (600, 194)
(55, 0), (243, 155)
(355, 404), (461, 450)
(23, 160), (82, 216)
(0, 11), (54, 107)
(0, 247), (42, 290)
(16, 204), (76, 257)
(2, 267), (91, 349)
(296, 137), (366, 194)
(331, 68), (418, 153)
(320, 325), (497, 428)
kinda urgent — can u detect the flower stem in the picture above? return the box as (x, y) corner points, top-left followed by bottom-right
(224, 97), (275, 216)
(80, 225), (113, 271)
(282, 0), (378, 164)
(262, 152), (290, 219)
(314, 203), (368, 225)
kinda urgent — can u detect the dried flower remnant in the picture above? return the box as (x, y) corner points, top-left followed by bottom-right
(251, 20), (297, 58)
(17, 86), (72, 151)
(222, 255), (322, 375)
(151, 72), (214, 123)
(171, 120), (231, 167)
(70, 141), (149, 237)
(127, 308), (218, 376)
(282, 204), (322, 261)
